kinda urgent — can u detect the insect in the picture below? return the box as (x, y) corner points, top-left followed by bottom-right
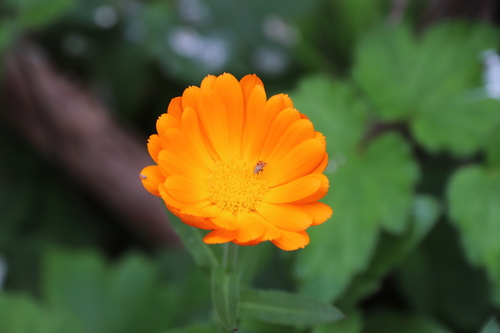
(253, 160), (267, 174)
(139, 174), (147, 179)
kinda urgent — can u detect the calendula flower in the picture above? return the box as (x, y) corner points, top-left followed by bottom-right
(140, 73), (331, 250)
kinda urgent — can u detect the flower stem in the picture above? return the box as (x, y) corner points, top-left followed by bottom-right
(223, 242), (239, 272)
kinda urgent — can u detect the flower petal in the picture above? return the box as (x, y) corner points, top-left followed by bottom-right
(157, 113), (181, 137)
(266, 138), (326, 187)
(212, 73), (245, 156)
(263, 174), (327, 204)
(147, 134), (162, 163)
(264, 118), (314, 162)
(299, 202), (333, 226)
(182, 86), (201, 112)
(211, 210), (239, 230)
(204, 229), (235, 244)
(201, 74), (217, 89)
(165, 174), (209, 202)
(234, 212), (266, 243)
(271, 230), (310, 251)
(257, 202), (313, 231)
(181, 107), (216, 168)
(140, 165), (165, 197)
(197, 89), (230, 159)
(240, 74), (264, 103)
(165, 97), (183, 122)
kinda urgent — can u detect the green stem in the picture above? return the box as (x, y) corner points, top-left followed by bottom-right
(222, 242), (239, 272)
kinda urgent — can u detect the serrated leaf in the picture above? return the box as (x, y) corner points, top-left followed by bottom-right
(291, 75), (369, 155)
(296, 133), (418, 302)
(240, 290), (344, 326)
(353, 21), (500, 156)
(166, 211), (221, 269)
(211, 267), (240, 331)
(342, 195), (440, 305)
(447, 165), (500, 295)
(397, 218), (493, 331)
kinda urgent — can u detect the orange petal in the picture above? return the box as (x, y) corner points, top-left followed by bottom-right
(299, 202), (333, 226)
(271, 230), (310, 251)
(204, 229), (235, 244)
(182, 86), (201, 112)
(264, 118), (314, 162)
(234, 212), (266, 243)
(266, 138), (326, 187)
(197, 89), (231, 159)
(157, 149), (206, 181)
(211, 210), (239, 230)
(160, 128), (210, 176)
(147, 134), (162, 163)
(257, 202), (313, 231)
(158, 182), (188, 210)
(181, 107), (217, 166)
(240, 74), (264, 103)
(248, 94), (288, 160)
(281, 94), (294, 108)
(263, 174), (327, 204)
(140, 165), (165, 197)
(310, 153), (329, 174)
(179, 213), (217, 230)
(212, 73), (244, 155)
(201, 74), (217, 89)
(259, 108), (301, 160)
(165, 174), (209, 202)
(157, 113), (181, 137)
(166, 97), (183, 122)
(241, 84), (267, 158)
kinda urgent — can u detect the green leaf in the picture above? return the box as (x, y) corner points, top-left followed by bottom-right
(486, 129), (500, 168)
(312, 308), (362, 333)
(6, 0), (74, 28)
(353, 21), (500, 156)
(240, 289), (345, 326)
(397, 221), (493, 331)
(296, 133), (418, 302)
(164, 325), (214, 333)
(42, 248), (178, 333)
(447, 165), (500, 298)
(0, 292), (83, 333)
(342, 195), (440, 305)
(291, 75), (369, 155)
(364, 311), (451, 333)
(166, 211), (221, 269)
(211, 267), (240, 331)
(481, 318), (500, 333)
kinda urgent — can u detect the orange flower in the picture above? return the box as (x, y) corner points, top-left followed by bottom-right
(140, 73), (332, 250)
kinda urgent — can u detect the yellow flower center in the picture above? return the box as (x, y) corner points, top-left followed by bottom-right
(207, 157), (268, 216)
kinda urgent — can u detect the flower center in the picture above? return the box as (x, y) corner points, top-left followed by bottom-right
(207, 157), (268, 216)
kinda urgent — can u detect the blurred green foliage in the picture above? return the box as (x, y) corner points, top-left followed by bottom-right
(1, 0), (500, 332)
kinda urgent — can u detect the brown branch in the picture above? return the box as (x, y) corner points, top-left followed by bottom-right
(1, 41), (180, 246)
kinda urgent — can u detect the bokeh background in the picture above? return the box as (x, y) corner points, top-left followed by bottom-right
(1, 0), (500, 332)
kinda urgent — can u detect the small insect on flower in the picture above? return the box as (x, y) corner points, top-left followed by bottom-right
(139, 174), (147, 179)
(253, 160), (267, 174)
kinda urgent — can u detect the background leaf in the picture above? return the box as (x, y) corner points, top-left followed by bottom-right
(296, 133), (419, 302)
(447, 165), (500, 304)
(240, 289), (344, 326)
